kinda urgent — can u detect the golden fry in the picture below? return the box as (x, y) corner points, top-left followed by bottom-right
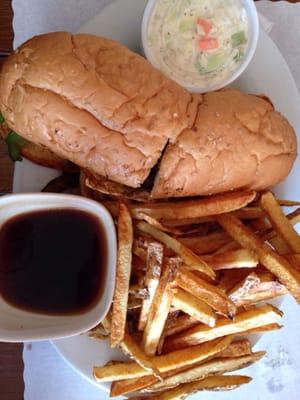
(157, 311), (180, 355)
(142, 258), (179, 355)
(217, 213), (300, 303)
(138, 213), (184, 235)
(202, 249), (259, 270)
(164, 305), (282, 351)
(138, 242), (163, 331)
(120, 331), (162, 379)
(164, 314), (200, 337)
(261, 207), (300, 242)
(131, 375), (252, 400)
(229, 272), (287, 307)
(285, 254), (300, 272)
(147, 352), (264, 392)
(110, 336), (232, 396)
(269, 235), (290, 255)
(172, 288), (216, 327)
(218, 339), (252, 358)
(162, 207), (264, 227)
(178, 232), (231, 255)
(217, 269), (251, 293)
(89, 324), (109, 340)
(137, 222), (215, 278)
(234, 323), (282, 336)
(110, 203), (133, 347)
(176, 267), (236, 318)
(276, 199), (300, 207)
(260, 192), (300, 253)
(131, 191), (256, 221)
(94, 336), (231, 383)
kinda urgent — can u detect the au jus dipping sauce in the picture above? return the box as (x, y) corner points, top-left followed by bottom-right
(0, 209), (107, 315)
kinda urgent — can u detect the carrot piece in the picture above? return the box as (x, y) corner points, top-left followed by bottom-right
(197, 18), (212, 36)
(198, 37), (218, 51)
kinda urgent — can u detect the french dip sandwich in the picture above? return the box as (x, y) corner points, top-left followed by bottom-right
(0, 32), (297, 198)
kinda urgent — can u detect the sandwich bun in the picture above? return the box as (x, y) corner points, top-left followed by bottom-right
(0, 32), (297, 198)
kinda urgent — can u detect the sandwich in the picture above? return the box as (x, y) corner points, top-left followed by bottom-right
(0, 32), (297, 198)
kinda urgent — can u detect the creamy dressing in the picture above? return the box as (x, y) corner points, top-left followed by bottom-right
(147, 0), (249, 90)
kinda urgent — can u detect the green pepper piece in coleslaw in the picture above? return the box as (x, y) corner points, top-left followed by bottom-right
(231, 31), (247, 47)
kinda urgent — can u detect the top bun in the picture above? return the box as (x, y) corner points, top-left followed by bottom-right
(0, 32), (297, 198)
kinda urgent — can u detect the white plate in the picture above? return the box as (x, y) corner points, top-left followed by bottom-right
(12, 0), (300, 393)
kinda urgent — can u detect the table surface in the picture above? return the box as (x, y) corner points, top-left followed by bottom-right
(0, 0), (299, 399)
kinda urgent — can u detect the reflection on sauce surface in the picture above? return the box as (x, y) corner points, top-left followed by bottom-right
(0, 209), (107, 315)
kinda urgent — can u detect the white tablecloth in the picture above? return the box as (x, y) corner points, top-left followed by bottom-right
(11, 1), (300, 399)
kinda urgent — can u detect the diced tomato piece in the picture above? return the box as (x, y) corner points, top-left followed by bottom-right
(198, 37), (219, 51)
(197, 18), (212, 36)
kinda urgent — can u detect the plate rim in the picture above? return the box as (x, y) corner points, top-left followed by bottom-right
(13, 0), (300, 393)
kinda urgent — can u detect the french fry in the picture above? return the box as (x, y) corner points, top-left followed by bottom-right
(213, 240), (240, 254)
(95, 336), (231, 384)
(218, 339), (252, 358)
(229, 272), (287, 307)
(108, 336), (232, 395)
(129, 284), (149, 299)
(128, 297), (143, 309)
(120, 331), (162, 379)
(163, 305), (282, 351)
(137, 222), (215, 279)
(91, 312), (111, 339)
(261, 207), (300, 242)
(249, 217), (271, 232)
(217, 213), (300, 303)
(162, 207), (264, 227)
(89, 324), (109, 340)
(179, 232), (231, 255)
(172, 288), (216, 327)
(131, 375), (252, 400)
(131, 191), (256, 221)
(260, 192), (300, 253)
(138, 242), (163, 331)
(287, 207), (300, 226)
(202, 249), (259, 270)
(269, 235), (290, 255)
(217, 269), (252, 293)
(233, 207), (265, 220)
(91, 192), (300, 398)
(142, 258), (179, 355)
(176, 267), (236, 318)
(285, 254), (300, 272)
(110, 203), (133, 347)
(172, 225), (211, 237)
(277, 199), (300, 207)
(157, 311), (180, 355)
(138, 213), (184, 235)
(146, 352), (264, 392)
(234, 323), (282, 336)
(164, 314), (200, 337)
(110, 340), (254, 397)
(101, 312), (112, 334)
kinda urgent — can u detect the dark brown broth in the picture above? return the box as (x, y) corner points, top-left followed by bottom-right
(0, 209), (107, 315)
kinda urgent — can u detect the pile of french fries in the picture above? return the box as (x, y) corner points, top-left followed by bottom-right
(82, 179), (300, 400)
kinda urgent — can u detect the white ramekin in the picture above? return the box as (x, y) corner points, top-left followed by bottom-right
(0, 193), (116, 342)
(142, 0), (259, 93)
